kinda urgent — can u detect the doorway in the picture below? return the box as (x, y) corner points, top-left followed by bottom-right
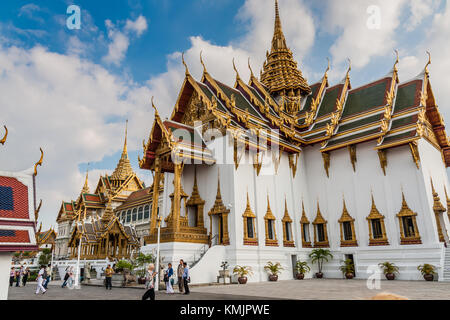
(345, 254), (355, 277)
(291, 255), (297, 279)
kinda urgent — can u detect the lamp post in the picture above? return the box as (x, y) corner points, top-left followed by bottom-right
(74, 223), (82, 289)
(155, 215), (161, 292)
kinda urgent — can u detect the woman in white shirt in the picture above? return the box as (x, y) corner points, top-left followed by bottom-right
(35, 265), (47, 294)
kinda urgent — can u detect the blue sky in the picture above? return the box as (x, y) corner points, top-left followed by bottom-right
(1, 0), (450, 229)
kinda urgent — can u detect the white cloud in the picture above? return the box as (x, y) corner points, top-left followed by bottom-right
(103, 16), (148, 66)
(405, 0), (440, 31)
(125, 15), (148, 37)
(0, 44), (152, 229)
(324, 0), (408, 69)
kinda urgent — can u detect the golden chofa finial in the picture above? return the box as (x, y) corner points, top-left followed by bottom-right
(35, 199), (42, 221)
(248, 57), (255, 78)
(200, 50), (208, 74)
(0, 125), (7, 145)
(394, 49), (399, 68)
(181, 52), (190, 76)
(33, 147), (44, 176)
(151, 96), (159, 116)
(232, 58), (241, 81)
(347, 58), (352, 73)
(425, 51), (431, 74)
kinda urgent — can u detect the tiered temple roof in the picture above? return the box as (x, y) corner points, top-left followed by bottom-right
(140, 1), (450, 172)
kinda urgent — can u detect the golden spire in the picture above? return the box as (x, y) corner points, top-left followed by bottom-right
(33, 148), (44, 176)
(81, 164), (90, 194)
(243, 191), (255, 217)
(111, 120), (135, 183)
(260, 0), (311, 96)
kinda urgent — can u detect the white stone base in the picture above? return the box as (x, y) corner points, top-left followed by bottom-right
(0, 252), (12, 300)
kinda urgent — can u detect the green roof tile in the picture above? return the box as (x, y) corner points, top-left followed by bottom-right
(342, 78), (390, 118)
(316, 85), (341, 118)
(326, 127), (381, 147)
(394, 80), (422, 113)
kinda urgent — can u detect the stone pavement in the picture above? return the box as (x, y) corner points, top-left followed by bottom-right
(7, 279), (450, 300)
(6, 280), (270, 300)
(191, 279), (450, 300)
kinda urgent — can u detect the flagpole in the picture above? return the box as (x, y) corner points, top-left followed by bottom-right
(74, 223), (82, 289)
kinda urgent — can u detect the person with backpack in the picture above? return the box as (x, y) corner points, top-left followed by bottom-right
(164, 263), (174, 294)
(104, 264), (114, 290)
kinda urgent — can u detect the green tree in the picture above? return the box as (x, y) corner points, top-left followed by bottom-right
(38, 248), (52, 266)
(309, 249), (333, 274)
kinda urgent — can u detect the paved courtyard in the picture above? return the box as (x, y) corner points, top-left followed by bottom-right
(7, 279), (450, 300)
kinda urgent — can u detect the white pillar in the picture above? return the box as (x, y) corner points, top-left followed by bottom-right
(155, 217), (161, 292)
(0, 252), (13, 300)
(74, 234), (82, 289)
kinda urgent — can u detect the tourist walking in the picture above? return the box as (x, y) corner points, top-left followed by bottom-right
(35, 265), (47, 294)
(61, 266), (70, 288)
(105, 264), (114, 290)
(22, 267), (29, 286)
(177, 259), (184, 293)
(15, 266), (23, 287)
(43, 264), (51, 289)
(182, 262), (190, 295)
(66, 267), (74, 288)
(142, 263), (157, 300)
(165, 263), (174, 294)
(9, 267), (15, 287)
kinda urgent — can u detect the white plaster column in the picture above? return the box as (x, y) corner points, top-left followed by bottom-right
(0, 252), (12, 300)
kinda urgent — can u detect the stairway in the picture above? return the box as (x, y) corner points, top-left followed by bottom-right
(442, 247), (450, 281)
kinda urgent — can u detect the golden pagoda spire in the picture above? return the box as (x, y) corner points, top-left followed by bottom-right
(81, 164), (90, 194)
(272, 0), (287, 52)
(101, 199), (115, 223)
(431, 178), (446, 212)
(260, 0), (311, 98)
(111, 120), (135, 184)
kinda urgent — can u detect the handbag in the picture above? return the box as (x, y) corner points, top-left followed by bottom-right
(170, 278), (174, 286)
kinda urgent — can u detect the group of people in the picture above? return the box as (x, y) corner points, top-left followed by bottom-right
(142, 259), (190, 300)
(61, 266), (75, 288)
(9, 266), (30, 287)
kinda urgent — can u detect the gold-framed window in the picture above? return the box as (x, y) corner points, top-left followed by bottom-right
(397, 192), (421, 245)
(338, 199), (358, 247)
(366, 194), (389, 246)
(300, 202), (312, 248)
(243, 192), (258, 246)
(312, 202), (329, 248)
(282, 199), (295, 247)
(264, 195), (278, 247)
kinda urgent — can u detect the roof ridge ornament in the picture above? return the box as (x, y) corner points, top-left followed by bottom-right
(232, 58), (241, 81)
(248, 57), (255, 79)
(34, 148), (44, 176)
(425, 51), (431, 75)
(181, 52), (190, 76)
(200, 50), (208, 75)
(0, 125), (7, 145)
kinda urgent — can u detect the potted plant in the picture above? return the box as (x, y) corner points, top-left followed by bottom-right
(233, 265), (253, 284)
(295, 261), (310, 280)
(264, 261), (284, 281)
(219, 261), (230, 277)
(136, 253), (154, 284)
(309, 249), (333, 278)
(378, 262), (399, 280)
(339, 259), (355, 279)
(417, 264), (436, 281)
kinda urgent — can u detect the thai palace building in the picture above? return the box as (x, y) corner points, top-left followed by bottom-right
(137, 0), (450, 284)
(53, 123), (163, 270)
